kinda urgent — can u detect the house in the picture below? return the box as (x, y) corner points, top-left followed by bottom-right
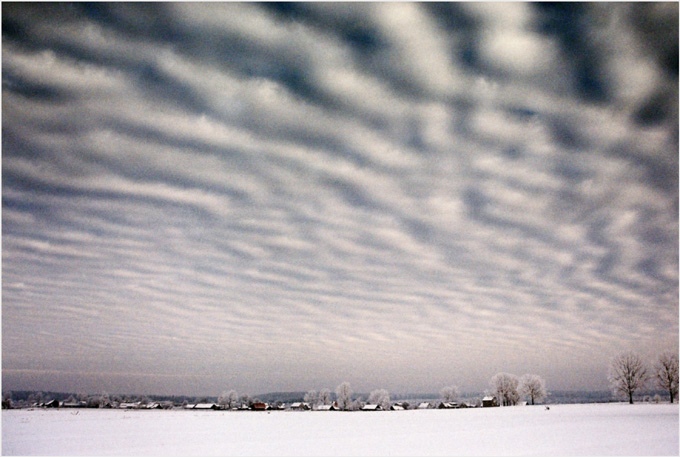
(143, 402), (163, 409)
(119, 402), (141, 409)
(438, 402), (458, 409)
(41, 399), (60, 408)
(361, 404), (382, 411)
(316, 404), (338, 411)
(250, 402), (268, 411)
(482, 396), (499, 407)
(193, 403), (219, 410)
(290, 402), (311, 411)
(417, 402), (431, 409)
(390, 404), (404, 411)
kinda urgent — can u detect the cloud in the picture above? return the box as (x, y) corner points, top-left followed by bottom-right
(2, 3), (677, 396)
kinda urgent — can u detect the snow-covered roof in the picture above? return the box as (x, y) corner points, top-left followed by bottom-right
(119, 402), (141, 409)
(194, 403), (218, 409)
(290, 402), (310, 409)
(317, 404), (337, 411)
(361, 404), (381, 410)
(439, 402), (458, 408)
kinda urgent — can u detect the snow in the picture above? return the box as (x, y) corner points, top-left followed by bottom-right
(3, 403), (677, 456)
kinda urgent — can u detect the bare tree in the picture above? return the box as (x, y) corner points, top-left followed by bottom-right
(490, 373), (520, 406)
(608, 351), (649, 404)
(367, 389), (391, 410)
(440, 385), (460, 403)
(335, 381), (353, 411)
(655, 351), (679, 403)
(519, 374), (547, 405)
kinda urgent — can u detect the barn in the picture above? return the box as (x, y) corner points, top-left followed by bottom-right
(41, 399), (60, 408)
(316, 404), (338, 411)
(438, 402), (458, 409)
(290, 402), (311, 411)
(193, 403), (220, 410)
(482, 396), (499, 407)
(361, 404), (382, 411)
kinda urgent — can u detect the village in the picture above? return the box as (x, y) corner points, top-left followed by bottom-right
(7, 395), (501, 412)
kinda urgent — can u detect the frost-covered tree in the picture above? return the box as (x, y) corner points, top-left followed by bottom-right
(318, 388), (332, 405)
(240, 394), (252, 408)
(490, 373), (520, 406)
(218, 390), (239, 409)
(440, 385), (459, 403)
(335, 381), (353, 411)
(608, 351), (648, 404)
(368, 389), (391, 410)
(99, 391), (111, 408)
(654, 351), (679, 403)
(304, 390), (318, 406)
(86, 395), (101, 408)
(519, 374), (547, 405)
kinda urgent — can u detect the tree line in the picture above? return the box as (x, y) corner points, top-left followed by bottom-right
(608, 350), (679, 404)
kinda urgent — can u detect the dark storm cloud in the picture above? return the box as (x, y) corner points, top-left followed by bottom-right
(2, 2), (677, 396)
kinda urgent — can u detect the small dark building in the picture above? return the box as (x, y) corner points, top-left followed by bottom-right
(42, 399), (60, 408)
(251, 402), (268, 411)
(482, 396), (499, 407)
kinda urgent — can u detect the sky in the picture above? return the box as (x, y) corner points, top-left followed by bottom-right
(2, 2), (678, 398)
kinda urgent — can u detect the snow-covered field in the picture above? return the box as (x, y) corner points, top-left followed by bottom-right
(3, 403), (678, 456)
